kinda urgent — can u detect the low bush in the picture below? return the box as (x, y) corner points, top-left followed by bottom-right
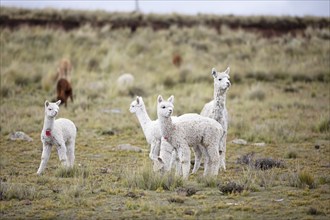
(218, 181), (244, 194)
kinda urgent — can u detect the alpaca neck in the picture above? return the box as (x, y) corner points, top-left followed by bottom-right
(43, 115), (55, 131)
(135, 107), (152, 136)
(213, 89), (227, 124)
(159, 116), (175, 141)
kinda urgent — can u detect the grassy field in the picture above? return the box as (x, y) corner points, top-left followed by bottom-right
(0, 7), (329, 219)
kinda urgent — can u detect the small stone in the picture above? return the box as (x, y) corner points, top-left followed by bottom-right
(314, 145), (320, 150)
(232, 139), (247, 145)
(9, 131), (33, 142)
(116, 144), (142, 152)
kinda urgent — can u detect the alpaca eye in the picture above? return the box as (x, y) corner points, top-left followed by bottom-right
(218, 78), (222, 81)
(162, 106), (165, 109)
(48, 108), (52, 111)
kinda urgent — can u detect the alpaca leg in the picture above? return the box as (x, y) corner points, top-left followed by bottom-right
(173, 149), (182, 176)
(178, 145), (191, 179)
(219, 135), (227, 171)
(66, 140), (75, 168)
(169, 150), (177, 171)
(56, 142), (68, 167)
(149, 140), (160, 161)
(203, 149), (210, 176)
(37, 143), (52, 175)
(191, 145), (202, 174)
(158, 140), (174, 172)
(205, 146), (220, 176)
(219, 150), (226, 171)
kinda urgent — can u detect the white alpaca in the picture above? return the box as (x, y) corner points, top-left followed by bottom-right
(201, 67), (231, 170)
(156, 95), (224, 179)
(129, 97), (162, 161)
(129, 96), (202, 173)
(37, 100), (77, 175)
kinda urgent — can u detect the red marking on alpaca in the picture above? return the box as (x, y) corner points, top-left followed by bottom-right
(46, 129), (51, 137)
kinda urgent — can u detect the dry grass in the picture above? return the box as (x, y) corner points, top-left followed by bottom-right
(0, 7), (329, 219)
(123, 162), (184, 191)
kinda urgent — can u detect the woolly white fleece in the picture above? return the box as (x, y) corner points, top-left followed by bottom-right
(37, 100), (77, 175)
(129, 96), (202, 172)
(156, 95), (224, 179)
(201, 67), (231, 170)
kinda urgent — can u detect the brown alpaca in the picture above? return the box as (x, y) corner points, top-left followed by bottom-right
(172, 54), (182, 67)
(57, 78), (73, 107)
(55, 59), (73, 82)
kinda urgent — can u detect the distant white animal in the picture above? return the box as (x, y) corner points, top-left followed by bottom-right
(37, 100), (77, 175)
(129, 96), (202, 172)
(117, 73), (134, 93)
(155, 95), (224, 179)
(201, 67), (231, 170)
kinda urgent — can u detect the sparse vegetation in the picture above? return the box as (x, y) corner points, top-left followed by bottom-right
(0, 182), (37, 200)
(124, 163), (184, 190)
(0, 7), (329, 219)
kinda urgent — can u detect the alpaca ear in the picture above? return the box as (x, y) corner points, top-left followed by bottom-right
(157, 95), (163, 103)
(45, 100), (49, 107)
(136, 96), (140, 104)
(211, 68), (217, 77)
(225, 67), (230, 75)
(168, 95), (174, 104)
(56, 100), (61, 106)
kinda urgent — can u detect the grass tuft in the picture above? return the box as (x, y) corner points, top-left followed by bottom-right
(298, 171), (316, 189)
(316, 117), (330, 133)
(286, 169), (316, 189)
(124, 163), (184, 190)
(197, 176), (219, 188)
(0, 182), (37, 200)
(55, 165), (90, 178)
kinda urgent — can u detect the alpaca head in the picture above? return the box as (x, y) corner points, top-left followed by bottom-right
(44, 100), (61, 118)
(129, 96), (145, 113)
(157, 95), (174, 119)
(212, 67), (231, 92)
